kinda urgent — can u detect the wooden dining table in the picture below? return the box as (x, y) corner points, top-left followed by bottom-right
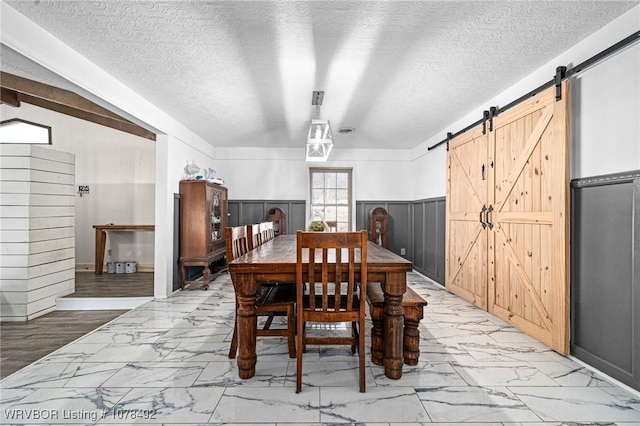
(228, 234), (413, 380)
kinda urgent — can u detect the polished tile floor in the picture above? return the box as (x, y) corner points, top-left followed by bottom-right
(1, 272), (639, 425)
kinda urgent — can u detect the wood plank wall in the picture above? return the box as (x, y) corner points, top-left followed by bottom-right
(0, 144), (76, 321)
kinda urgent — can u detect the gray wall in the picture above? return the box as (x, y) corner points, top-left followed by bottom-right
(228, 200), (306, 234)
(357, 199), (445, 286)
(356, 201), (412, 259)
(411, 198), (446, 285)
(226, 198), (447, 287)
(571, 170), (640, 391)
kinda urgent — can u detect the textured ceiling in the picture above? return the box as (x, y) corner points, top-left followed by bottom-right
(2, 1), (638, 150)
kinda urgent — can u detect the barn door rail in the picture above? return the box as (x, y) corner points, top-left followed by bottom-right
(428, 31), (640, 151)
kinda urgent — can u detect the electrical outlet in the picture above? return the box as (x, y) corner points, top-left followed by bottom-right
(400, 248), (406, 255)
(107, 249), (112, 256)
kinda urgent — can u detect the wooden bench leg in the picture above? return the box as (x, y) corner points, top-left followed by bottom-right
(403, 311), (421, 365)
(370, 308), (384, 366)
(367, 282), (427, 366)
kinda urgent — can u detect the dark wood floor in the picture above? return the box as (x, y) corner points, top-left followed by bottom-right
(66, 271), (154, 297)
(0, 310), (127, 379)
(0, 272), (154, 379)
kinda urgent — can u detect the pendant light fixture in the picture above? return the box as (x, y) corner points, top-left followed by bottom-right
(306, 91), (333, 162)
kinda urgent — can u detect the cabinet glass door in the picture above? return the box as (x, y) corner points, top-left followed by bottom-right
(211, 190), (221, 242)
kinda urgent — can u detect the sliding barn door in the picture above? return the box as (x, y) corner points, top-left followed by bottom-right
(488, 82), (570, 354)
(446, 125), (489, 309)
(446, 82), (570, 354)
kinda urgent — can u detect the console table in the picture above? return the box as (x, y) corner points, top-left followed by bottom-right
(93, 224), (154, 274)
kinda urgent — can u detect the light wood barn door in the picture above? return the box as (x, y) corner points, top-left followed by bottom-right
(488, 82), (570, 354)
(446, 125), (489, 309)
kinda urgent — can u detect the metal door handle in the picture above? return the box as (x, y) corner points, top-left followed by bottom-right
(480, 205), (487, 229)
(486, 205), (494, 230)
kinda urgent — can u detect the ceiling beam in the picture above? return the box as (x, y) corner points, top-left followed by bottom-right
(0, 72), (156, 141)
(1, 87), (21, 107)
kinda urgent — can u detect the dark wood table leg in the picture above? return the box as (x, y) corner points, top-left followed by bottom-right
(95, 229), (107, 274)
(382, 271), (406, 379)
(233, 272), (258, 379)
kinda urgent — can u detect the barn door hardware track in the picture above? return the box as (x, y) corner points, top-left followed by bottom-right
(428, 31), (640, 151)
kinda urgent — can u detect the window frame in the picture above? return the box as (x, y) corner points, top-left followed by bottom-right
(308, 167), (353, 231)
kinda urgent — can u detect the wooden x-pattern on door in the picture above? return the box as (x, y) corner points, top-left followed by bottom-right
(447, 82), (570, 354)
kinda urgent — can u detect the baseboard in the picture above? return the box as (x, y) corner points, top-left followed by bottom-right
(569, 355), (640, 398)
(75, 264), (154, 272)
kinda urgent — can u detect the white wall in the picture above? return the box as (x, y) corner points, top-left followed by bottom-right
(1, 2), (218, 298)
(572, 43), (639, 178)
(1, 103), (156, 269)
(152, 133), (216, 297)
(215, 146), (413, 201)
(411, 5), (640, 199)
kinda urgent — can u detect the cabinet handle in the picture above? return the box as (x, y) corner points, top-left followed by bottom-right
(480, 205), (487, 229)
(486, 205), (494, 230)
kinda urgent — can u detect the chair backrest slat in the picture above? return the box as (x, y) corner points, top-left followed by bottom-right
(333, 248), (341, 311)
(322, 248), (329, 312)
(309, 247), (316, 311)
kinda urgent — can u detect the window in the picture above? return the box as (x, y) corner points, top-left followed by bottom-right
(0, 118), (52, 144)
(309, 167), (352, 231)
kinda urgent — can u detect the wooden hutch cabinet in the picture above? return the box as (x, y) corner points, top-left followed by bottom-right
(179, 180), (228, 289)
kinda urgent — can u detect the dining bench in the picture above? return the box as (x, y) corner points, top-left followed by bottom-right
(366, 282), (428, 366)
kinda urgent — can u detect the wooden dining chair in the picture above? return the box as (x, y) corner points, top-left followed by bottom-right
(295, 230), (368, 393)
(260, 221), (275, 243)
(226, 226), (297, 359)
(248, 223), (262, 251)
(226, 224), (251, 260)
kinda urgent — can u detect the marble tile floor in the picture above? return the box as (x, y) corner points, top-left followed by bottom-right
(1, 271), (639, 425)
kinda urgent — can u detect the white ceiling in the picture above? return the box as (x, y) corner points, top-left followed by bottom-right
(1, 1), (638, 150)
